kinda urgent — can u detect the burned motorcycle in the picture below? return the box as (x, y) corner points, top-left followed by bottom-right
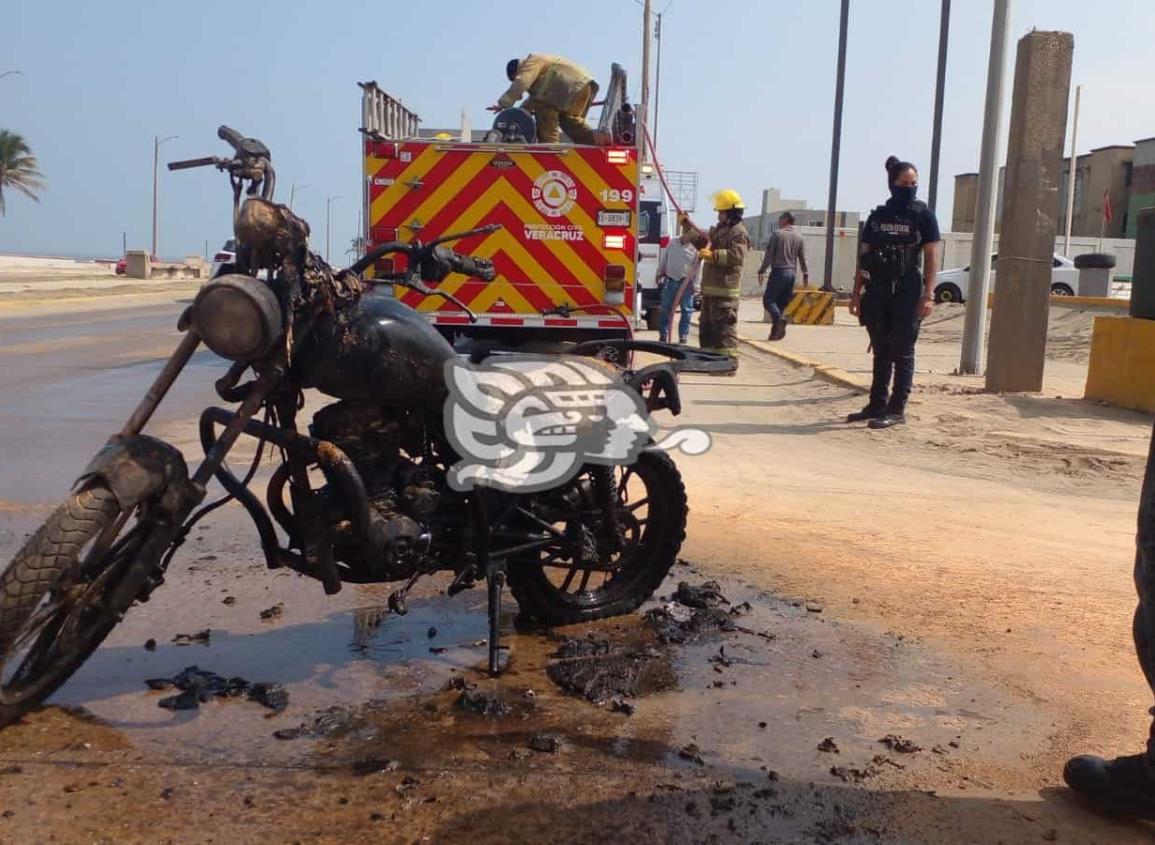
(0, 126), (733, 728)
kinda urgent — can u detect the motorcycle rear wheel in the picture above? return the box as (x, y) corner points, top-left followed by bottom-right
(0, 484), (142, 729)
(508, 451), (687, 625)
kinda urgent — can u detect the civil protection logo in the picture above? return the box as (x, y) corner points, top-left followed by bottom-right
(531, 170), (578, 218)
(442, 355), (711, 493)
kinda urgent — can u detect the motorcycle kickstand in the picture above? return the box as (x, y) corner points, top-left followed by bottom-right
(486, 558), (506, 676)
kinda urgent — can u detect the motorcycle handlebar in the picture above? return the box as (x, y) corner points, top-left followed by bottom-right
(168, 156), (220, 171)
(448, 253), (496, 282)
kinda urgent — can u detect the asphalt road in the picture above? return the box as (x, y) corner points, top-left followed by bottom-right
(0, 295), (224, 504)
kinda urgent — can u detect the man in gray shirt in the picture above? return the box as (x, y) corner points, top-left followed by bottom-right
(757, 212), (809, 340)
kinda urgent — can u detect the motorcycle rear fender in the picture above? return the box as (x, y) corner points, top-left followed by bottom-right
(76, 435), (197, 510)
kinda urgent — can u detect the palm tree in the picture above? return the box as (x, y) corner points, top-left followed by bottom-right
(0, 130), (45, 216)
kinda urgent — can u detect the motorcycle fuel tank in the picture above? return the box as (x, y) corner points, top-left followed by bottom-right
(296, 292), (457, 409)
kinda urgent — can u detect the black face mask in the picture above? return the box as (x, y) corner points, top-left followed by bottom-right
(890, 185), (917, 207)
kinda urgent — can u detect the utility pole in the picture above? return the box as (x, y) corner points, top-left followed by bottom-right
(821, 0), (849, 292)
(959, 0), (1012, 375)
(326, 195), (342, 263)
(152, 134), (178, 259)
(639, 0), (652, 165)
(653, 13), (663, 151)
(927, 0), (951, 214)
(1063, 84), (1082, 256)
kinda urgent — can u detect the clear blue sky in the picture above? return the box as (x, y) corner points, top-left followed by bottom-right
(2, 0), (1153, 260)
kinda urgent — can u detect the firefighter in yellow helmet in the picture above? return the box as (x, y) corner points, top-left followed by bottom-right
(698, 189), (749, 371)
(492, 55), (610, 146)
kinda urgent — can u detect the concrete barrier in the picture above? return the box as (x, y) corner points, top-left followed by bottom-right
(1084, 315), (1155, 412)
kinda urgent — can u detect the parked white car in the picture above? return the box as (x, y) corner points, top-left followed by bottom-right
(934, 253), (1079, 303)
(209, 238), (237, 279)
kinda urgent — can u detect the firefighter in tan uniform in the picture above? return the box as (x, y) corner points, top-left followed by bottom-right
(698, 189), (749, 371)
(494, 55), (609, 146)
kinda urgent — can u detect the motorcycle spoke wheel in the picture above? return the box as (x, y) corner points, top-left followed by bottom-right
(506, 451), (687, 625)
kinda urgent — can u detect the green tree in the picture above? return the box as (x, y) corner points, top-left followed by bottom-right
(0, 130), (45, 216)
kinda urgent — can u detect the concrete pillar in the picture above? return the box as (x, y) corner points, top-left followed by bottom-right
(1132, 208), (1155, 320)
(986, 31), (1074, 393)
(125, 250), (151, 280)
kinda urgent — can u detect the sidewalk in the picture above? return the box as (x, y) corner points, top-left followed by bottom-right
(727, 295), (1153, 461)
(736, 297), (1098, 396)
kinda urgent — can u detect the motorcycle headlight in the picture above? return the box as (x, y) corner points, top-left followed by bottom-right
(191, 274), (283, 362)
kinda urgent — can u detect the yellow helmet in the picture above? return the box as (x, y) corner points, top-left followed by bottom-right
(712, 189), (745, 211)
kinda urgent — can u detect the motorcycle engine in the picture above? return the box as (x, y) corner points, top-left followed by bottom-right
(309, 401), (440, 579)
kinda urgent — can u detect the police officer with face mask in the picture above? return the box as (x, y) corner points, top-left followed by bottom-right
(847, 156), (941, 429)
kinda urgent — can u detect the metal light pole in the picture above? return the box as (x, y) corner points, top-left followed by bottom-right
(0, 70), (21, 82)
(639, 0), (652, 165)
(152, 134), (178, 259)
(289, 182), (309, 211)
(927, 0), (951, 214)
(959, 0), (1012, 375)
(1063, 84), (1082, 256)
(326, 195), (342, 263)
(821, 0), (850, 292)
(653, 13), (663, 151)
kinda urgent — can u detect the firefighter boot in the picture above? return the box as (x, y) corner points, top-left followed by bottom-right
(1064, 753), (1155, 819)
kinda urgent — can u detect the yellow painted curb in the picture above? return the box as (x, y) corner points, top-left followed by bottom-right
(1052, 295), (1128, 309)
(739, 336), (868, 393)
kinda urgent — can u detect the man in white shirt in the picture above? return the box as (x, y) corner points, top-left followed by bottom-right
(656, 225), (707, 344)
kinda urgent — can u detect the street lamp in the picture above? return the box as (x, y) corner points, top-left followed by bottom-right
(0, 70), (22, 82)
(152, 134), (178, 258)
(289, 182), (309, 211)
(326, 195), (342, 263)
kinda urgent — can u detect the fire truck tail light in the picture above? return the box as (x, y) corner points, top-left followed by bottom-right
(604, 265), (626, 303)
(660, 235), (671, 248)
(606, 149), (630, 164)
(372, 141), (398, 158)
(603, 235), (626, 250)
(371, 226), (398, 243)
(374, 258), (395, 275)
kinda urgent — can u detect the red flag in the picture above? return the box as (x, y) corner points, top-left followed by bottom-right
(1104, 188), (1114, 224)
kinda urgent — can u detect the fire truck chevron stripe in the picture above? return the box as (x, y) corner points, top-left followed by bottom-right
(366, 141), (638, 320)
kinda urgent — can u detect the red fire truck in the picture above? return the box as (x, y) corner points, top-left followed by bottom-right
(359, 69), (643, 352)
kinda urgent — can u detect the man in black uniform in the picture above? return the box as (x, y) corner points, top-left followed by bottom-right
(848, 156), (940, 429)
(1065, 423), (1155, 818)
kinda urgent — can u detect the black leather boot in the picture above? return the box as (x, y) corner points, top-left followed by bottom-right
(1065, 753), (1155, 818)
(846, 404), (886, 423)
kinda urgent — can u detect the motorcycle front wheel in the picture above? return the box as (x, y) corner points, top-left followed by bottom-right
(508, 451), (687, 625)
(0, 484), (146, 728)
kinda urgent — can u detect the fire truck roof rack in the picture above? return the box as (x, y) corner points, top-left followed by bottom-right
(359, 81), (421, 140)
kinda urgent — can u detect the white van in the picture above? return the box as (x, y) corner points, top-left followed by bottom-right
(636, 168), (671, 330)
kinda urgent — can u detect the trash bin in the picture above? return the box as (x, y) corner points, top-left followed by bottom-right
(1133, 207), (1155, 320)
(1073, 252), (1116, 298)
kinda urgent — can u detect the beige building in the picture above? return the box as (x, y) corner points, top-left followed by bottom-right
(954, 142), (1137, 238)
(746, 187), (858, 249)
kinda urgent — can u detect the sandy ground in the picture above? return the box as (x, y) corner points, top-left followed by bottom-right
(0, 256), (202, 301)
(0, 291), (1151, 842)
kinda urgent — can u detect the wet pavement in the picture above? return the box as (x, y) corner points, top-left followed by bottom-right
(0, 296), (1149, 843)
